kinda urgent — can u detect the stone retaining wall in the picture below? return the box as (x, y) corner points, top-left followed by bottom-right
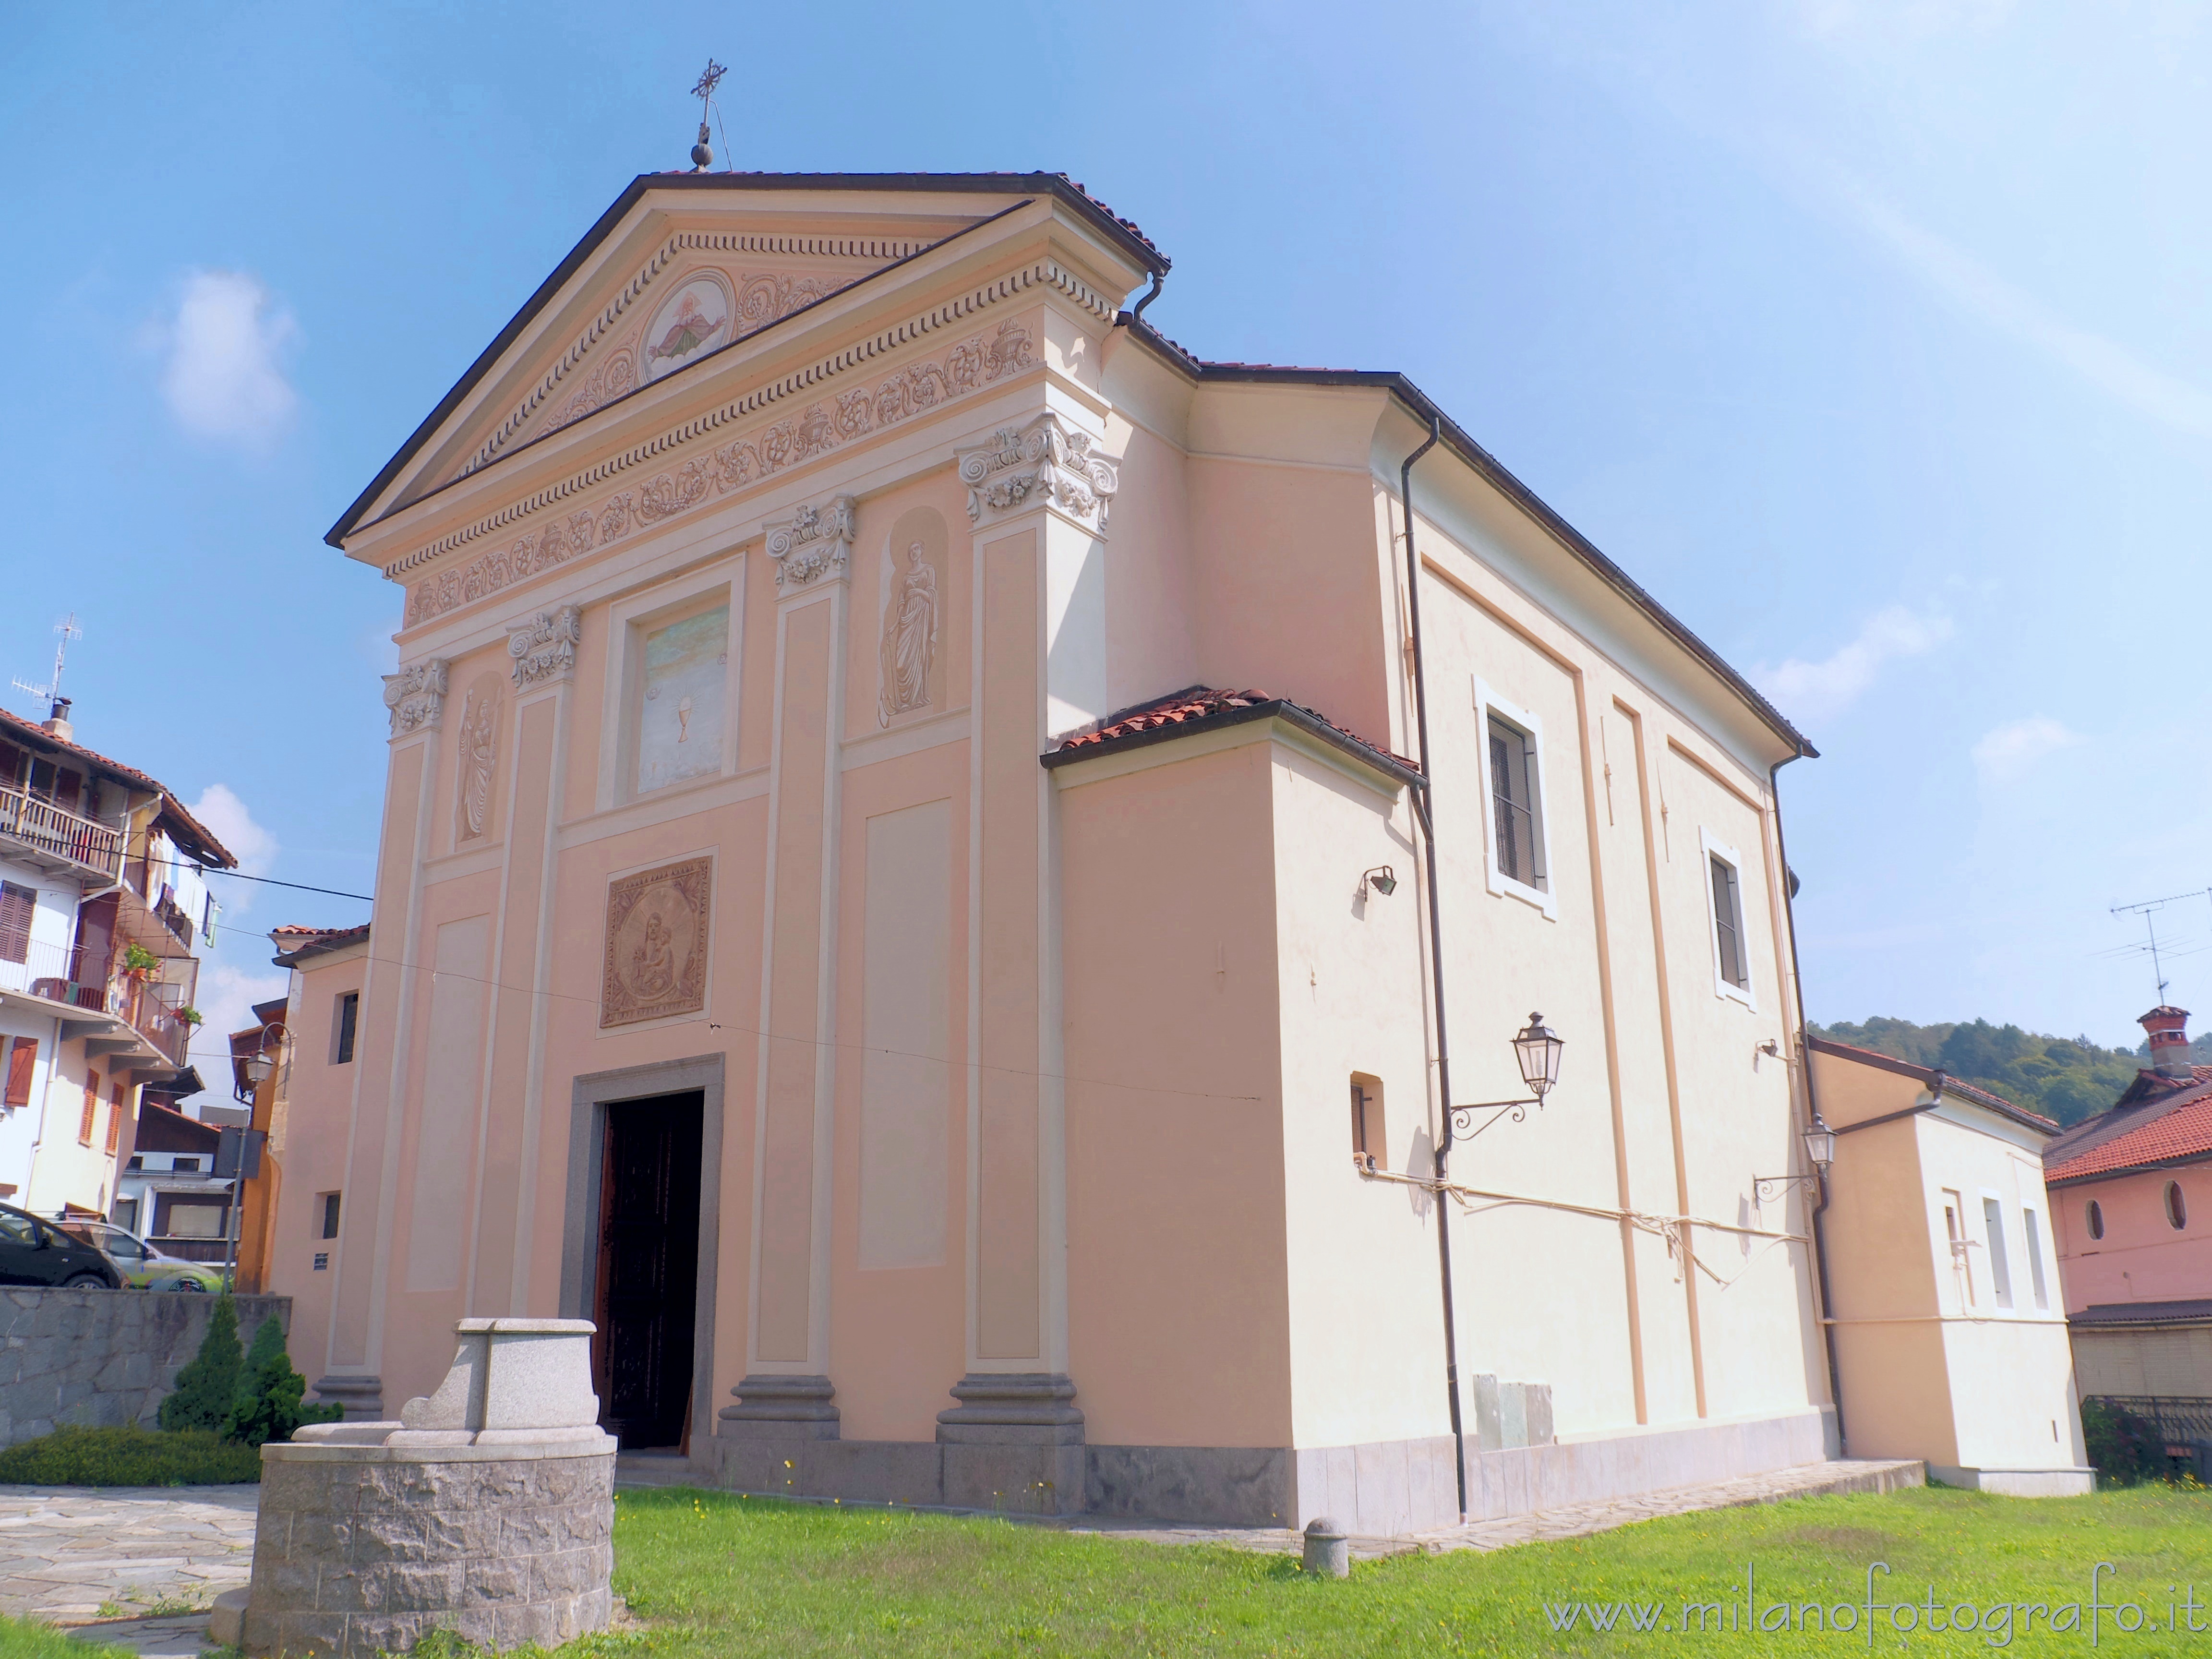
(0, 1287), (290, 1444)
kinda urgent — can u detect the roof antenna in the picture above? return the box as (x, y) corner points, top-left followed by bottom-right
(12, 613), (82, 733)
(688, 60), (726, 172)
(2109, 887), (2212, 1003)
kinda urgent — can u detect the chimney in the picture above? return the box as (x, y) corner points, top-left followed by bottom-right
(2140, 1005), (2193, 1079)
(41, 697), (72, 743)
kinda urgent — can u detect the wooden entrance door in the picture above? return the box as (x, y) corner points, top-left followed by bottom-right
(592, 1091), (703, 1450)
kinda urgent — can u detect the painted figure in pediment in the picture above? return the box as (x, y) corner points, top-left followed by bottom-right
(878, 540), (939, 726)
(647, 290), (727, 370)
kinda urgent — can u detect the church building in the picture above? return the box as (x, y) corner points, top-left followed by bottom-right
(280, 163), (1839, 1532)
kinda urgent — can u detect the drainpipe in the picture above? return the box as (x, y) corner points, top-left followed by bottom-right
(1395, 413), (1470, 1517)
(1771, 752), (1846, 1452)
(1130, 271), (1164, 324)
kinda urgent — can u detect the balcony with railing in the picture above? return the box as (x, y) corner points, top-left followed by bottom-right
(0, 935), (196, 1069)
(0, 782), (125, 884)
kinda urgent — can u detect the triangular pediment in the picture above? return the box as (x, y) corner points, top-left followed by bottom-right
(329, 173), (1163, 553)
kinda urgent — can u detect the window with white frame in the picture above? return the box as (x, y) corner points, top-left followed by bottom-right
(2022, 1205), (2049, 1309)
(1700, 829), (1755, 1008)
(1473, 680), (1554, 916)
(1982, 1195), (2013, 1309)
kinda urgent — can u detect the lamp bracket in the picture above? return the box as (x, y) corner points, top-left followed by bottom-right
(1752, 1172), (1821, 1204)
(1445, 1096), (1541, 1149)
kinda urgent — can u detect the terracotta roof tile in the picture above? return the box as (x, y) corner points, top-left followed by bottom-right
(1054, 685), (1422, 779)
(2045, 1092), (2212, 1184)
(0, 706), (237, 867)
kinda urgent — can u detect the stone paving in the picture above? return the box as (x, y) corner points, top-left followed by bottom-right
(0, 1482), (256, 1654)
(1063, 1456), (1927, 1560)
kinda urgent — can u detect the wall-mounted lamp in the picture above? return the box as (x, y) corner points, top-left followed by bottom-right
(1358, 866), (1397, 901)
(1439, 1012), (1566, 1164)
(1754, 1108), (1836, 1203)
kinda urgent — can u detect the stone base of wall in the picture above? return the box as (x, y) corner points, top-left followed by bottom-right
(1931, 1465), (2096, 1497)
(243, 1438), (614, 1657)
(701, 1405), (1840, 1534)
(0, 1288), (289, 1446)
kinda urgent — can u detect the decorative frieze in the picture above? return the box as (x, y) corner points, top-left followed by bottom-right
(508, 606), (582, 689)
(382, 659), (449, 738)
(389, 258), (1097, 621)
(764, 495), (857, 594)
(958, 412), (1120, 534)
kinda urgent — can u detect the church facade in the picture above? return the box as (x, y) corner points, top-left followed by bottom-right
(289, 169), (1835, 1530)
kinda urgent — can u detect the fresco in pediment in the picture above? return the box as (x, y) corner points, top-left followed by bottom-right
(643, 275), (733, 383)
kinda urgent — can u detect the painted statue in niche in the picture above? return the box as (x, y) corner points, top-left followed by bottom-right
(877, 507), (946, 727)
(637, 604), (728, 795)
(454, 676), (502, 845)
(642, 275), (732, 382)
(600, 856), (712, 1028)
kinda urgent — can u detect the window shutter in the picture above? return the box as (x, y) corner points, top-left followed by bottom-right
(0, 883), (33, 966)
(3, 1038), (35, 1108)
(79, 1072), (99, 1144)
(106, 1083), (125, 1154)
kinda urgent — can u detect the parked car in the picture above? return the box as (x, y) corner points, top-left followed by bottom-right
(55, 1218), (225, 1292)
(0, 1203), (121, 1289)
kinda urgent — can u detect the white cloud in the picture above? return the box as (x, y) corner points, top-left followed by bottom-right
(189, 783), (277, 878)
(184, 961), (289, 1067)
(1822, 171), (2212, 443)
(1972, 715), (2082, 782)
(157, 270), (299, 447)
(1752, 604), (1954, 720)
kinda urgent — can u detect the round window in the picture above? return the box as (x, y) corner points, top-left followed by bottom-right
(2087, 1200), (2105, 1240)
(2167, 1182), (2188, 1231)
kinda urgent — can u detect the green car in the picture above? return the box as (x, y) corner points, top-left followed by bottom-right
(60, 1220), (226, 1292)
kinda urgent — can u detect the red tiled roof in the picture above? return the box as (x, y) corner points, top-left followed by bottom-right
(2045, 1092), (2212, 1185)
(270, 921), (370, 968)
(1052, 686), (1422, 780)
(0, 706), (238, 868)
(2041, 1070), (2212, 1169)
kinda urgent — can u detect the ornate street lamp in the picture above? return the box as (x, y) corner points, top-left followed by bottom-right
(1441, 1013), (1566, 1158)
(1754, 1108), (1836, 1203)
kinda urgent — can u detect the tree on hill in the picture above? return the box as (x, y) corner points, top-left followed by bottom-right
(1810, 1016), (2145, 1127)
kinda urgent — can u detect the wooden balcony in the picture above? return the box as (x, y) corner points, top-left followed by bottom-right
(0, 782), (124, 884)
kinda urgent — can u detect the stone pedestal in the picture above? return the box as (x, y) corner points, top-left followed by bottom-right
(936, 1373), (1084, 1516)
(242, 1319), (615, 1657)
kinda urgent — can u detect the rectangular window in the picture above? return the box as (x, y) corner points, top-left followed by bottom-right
(1348, 1075), (1384, 1173)
(2023, 1206), (2050, 1310)
(0, 882), (33, 965)
(158, 1197), (227, 1239)
(112, 1196), (139, 1234)
(1983, 1196), (2014, 1308)
(1488, 715), (1546, 891)
(105, 1082), (124, 1154)
(78, 1070), (99, 1145)
(319, 1191), (342, 1240)
(1710, 856), (1746, 988)
(1943, 1190), (1974, 1303)
(172, 1156), (201, 1174)
(333, 991), (359, 1065)
(3, 1036), (36, 1108)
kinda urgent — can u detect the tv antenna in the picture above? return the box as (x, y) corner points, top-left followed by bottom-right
(688, 59), (728, 172)
(2109, 888), (2212, 1002)
(11, 613), (81, 713)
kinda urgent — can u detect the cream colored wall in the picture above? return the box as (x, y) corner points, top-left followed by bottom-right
(1057, 740), (1293, 1448)
(1811, 1048), (2083, 1471)
(2050, 1164), (2212, 1311)
(267, 945), (368, 1376)
(24, 1042), (123, 1217)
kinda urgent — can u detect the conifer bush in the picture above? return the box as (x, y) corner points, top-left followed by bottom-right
(228, 1312), (342, 1447)
(157, 1293), (242, 1433)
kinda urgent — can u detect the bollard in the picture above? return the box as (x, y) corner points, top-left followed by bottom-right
(1301, 1516), (1350, 1578)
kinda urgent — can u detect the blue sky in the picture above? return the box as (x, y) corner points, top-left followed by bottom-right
(2, 1), (2206, 1068)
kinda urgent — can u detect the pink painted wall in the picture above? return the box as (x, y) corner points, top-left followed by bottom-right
(2051, 1164), (2212, 1311)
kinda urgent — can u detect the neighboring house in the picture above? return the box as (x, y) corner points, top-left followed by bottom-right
(225, 996), (294, 1292)
(263, 923), (369, 1367)
(285, 165), (1924, 1532)
(2044, 1006), (2212, 1449)
(0, 697), (236, 1217)
(1807, 1037), (2089, 1494)
(114, 1099), (227, 1258)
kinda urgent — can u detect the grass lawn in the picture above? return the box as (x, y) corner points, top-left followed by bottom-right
(601, 1483), (2212, 1657)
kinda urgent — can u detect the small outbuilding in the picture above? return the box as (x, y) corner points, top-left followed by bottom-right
(1808, 1037), (2092, 1495)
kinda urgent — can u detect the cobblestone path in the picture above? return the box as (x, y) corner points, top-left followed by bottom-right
(0, 1483), (256, 1653)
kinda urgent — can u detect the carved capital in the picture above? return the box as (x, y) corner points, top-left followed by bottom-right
(958, 412), (1120, 535)
(508, 605), (582, 689)
(763, 493), (857, 594)
(382, 658), (449, 738)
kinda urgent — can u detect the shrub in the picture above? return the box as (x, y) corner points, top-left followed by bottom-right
(228, 1314), (342, 1448)
(2081, 1398), (2168, 1485)
(0, 1425), (259, 1486)
(159, 1294), (242, 1433)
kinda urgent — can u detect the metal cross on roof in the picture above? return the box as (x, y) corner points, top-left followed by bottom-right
(691, 60), (726, 104)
